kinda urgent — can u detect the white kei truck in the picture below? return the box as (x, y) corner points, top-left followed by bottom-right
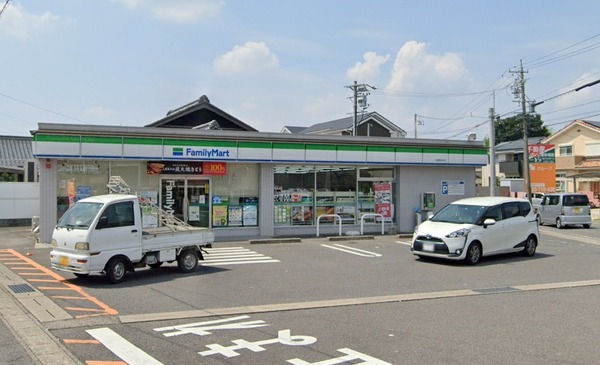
(50, 177), (214, 284)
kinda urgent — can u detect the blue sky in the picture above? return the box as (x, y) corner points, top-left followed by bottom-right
(1, 1), (599, 140)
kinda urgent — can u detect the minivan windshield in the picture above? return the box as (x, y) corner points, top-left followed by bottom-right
(564, 194), (589, 207)
(56, 202), (103, 230)
(430, 204), (486, 224)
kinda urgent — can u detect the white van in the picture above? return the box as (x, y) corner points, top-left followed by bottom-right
(411, 197), (539, 265)
(537, 193), (592, 228)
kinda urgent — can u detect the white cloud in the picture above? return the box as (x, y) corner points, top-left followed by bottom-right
(346, 52), (390, 81)
(386, 41), (468, 91)
(0, 3), (67, 39)
(113, 0), (224, 23)
(214, 41), (279, 75)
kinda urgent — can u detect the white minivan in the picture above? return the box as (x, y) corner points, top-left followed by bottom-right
(537, 193), (592, 228)
(411, 197), (539, 265)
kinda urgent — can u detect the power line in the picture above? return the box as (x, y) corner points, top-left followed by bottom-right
(0, 91), (91, 124)
(0, 0), (10, 20)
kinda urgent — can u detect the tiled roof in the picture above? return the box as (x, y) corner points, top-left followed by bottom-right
(0, 136), (33, 171)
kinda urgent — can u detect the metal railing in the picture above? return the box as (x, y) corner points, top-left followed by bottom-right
(316, 214), (342, 237)
(360, 213), (384, 235)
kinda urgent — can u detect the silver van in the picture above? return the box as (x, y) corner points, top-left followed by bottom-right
(537, 193), (592, 228)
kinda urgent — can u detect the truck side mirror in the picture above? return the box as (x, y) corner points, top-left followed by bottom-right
(97, 216), (108, 230)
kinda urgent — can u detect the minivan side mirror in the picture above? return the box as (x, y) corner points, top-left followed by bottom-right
(483, 218), (496, 228)
(96, 216), (108, 230)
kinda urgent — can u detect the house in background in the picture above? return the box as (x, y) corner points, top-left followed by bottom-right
(281, 111), (407, 138)
(541, 119), (600, 196)
(0, 135), (36, 182)
(146, 95), (258, 132)
(480, 119), (600, 203)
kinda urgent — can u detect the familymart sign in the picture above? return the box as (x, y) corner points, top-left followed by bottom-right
(33, 134), (488, 166)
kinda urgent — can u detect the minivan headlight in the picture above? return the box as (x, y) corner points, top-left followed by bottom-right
(74, 242), (89, 251)
(446, 228), (471, 238)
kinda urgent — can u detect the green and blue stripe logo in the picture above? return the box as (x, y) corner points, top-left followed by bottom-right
(173, 147), (183, 156)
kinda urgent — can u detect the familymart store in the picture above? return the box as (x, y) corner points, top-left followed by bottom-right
(33, 123), (487, 243)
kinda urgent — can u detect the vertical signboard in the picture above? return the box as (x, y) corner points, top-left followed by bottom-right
(529, 144), (556, 193)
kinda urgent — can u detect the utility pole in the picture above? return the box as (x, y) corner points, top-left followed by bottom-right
(513, 59), (532, 202)
(345, 81), (376, 136)
(489, 107), (496, 196)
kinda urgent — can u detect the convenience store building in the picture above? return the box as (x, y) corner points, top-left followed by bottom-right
(32, 97), (488, 243)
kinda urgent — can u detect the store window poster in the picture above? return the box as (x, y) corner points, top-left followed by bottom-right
(213, 205), (228, 226)
(228, 206), (243, 226)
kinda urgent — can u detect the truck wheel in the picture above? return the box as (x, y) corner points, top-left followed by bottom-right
(106, 257), (128, 284)
(178, 249), (199, 273)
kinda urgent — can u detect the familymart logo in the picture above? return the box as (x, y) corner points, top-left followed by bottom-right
(172, 147), (231, 158)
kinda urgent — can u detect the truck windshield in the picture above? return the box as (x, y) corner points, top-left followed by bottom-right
(57, 202), (103, 230)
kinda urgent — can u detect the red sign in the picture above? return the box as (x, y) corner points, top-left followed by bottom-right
(203, 162), (227, 175)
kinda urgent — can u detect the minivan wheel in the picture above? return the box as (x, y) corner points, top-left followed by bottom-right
(464, 242), (482, 265)
(522, 236), (537, 257)
(556, 218), (564, 229)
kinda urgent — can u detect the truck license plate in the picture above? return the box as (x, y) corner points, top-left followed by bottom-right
(59, 256), (69, 267)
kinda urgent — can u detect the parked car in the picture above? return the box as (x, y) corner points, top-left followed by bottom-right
(537, 193), (592, 228)
(411, 197), (539, 265)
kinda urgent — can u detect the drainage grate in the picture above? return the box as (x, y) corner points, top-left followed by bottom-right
(8, 284), (35, 294)
(473, 286), (518, 294)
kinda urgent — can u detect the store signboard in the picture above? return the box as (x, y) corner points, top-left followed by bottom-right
(34, 133), (489, 166)
(148, 161), (203, 174)
(529, 144), (556, 193)
(147, 161), (227, 175)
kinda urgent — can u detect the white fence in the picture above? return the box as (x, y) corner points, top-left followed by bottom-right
(0, 182), (40, 220)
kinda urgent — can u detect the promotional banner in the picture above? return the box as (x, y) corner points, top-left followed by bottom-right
(528, 144), (556, 193)
(147, 161), (226, 175)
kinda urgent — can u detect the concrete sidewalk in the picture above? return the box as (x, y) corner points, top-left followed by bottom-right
(0, 226), (81, 365)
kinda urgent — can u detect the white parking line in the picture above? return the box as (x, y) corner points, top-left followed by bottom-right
(86, 327), (163, 365)
(201, 247), (280, 266)
(321, 244), (381, 257)
(396, 240), (412, 246)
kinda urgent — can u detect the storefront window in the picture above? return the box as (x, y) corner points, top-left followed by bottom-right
(316, 166), (356, 223)
(211, 164), (259, 228)
(358, 167), (395, 222)
(273, 165), (395, 226)
(57, 161), (110, 218)
(274, 166), (315, 225)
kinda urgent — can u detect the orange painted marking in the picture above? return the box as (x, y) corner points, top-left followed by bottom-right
(38, 286), (78, 291)
(63, 339), (100, 344)
(4, 249), (118, 316)
(27, 279), (60, 283)
(19, 272), (53, 276)
(65, 307), (105, 313)
(51, 296), (89, 300)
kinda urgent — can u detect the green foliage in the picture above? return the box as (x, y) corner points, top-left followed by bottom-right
(495, 114), (551, 144)
(0, 172), (16, 182)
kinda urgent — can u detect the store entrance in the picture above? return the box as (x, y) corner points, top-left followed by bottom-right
(160, 177), (211, 227)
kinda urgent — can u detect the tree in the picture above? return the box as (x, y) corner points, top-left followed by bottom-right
(495, 113), (550, 144)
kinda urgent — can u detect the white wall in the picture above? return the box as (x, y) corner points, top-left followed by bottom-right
(0, 182), (40, 219)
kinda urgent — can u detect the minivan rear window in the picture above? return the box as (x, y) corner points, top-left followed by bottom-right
(563, 194), (589, 207)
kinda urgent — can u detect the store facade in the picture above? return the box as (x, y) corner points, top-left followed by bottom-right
(33, 123), (487, 243)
